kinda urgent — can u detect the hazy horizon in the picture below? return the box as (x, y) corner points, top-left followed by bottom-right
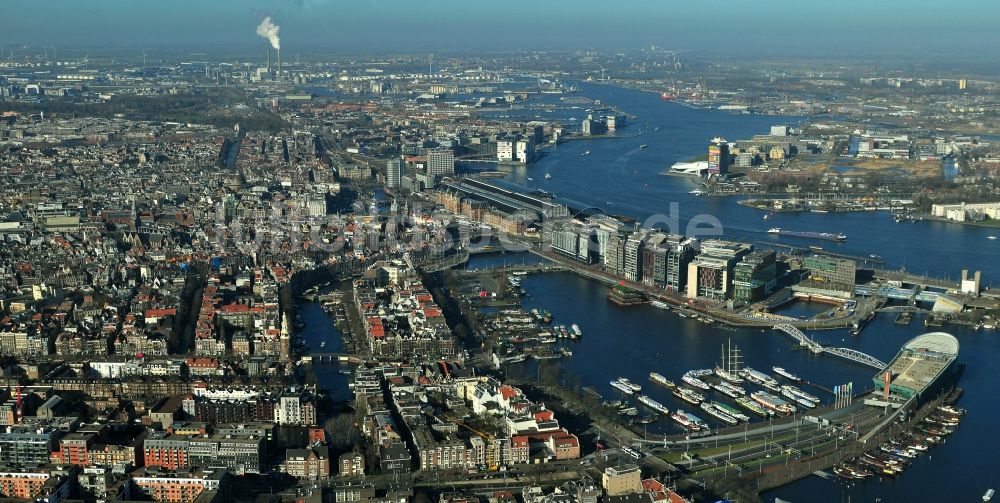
(3, 0), (999, 58)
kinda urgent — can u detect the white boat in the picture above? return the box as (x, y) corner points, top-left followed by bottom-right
(638, 395), (670, 415)
(639, 144), (648, 149)
(682, 373), (711, 390)
(610, 380), (634, 395)
(319, 341), (327, 349)
(582, 150), (591, 156)
(712, 381), (746, 398)
(651, 300), (669, 310)
(571, 324), (582, 337)
(617, 377), (641, 392)
(544, 173), (552, 180)
(772, 367), (801, 382)
(715, 340), (744, 384)
(781, 384), (820, 404)
(672, 387), (704, 405)
(989, 236), (998, 240)
(983, 488), (994, 501)
(781, 388), (816, 409)
(700, 402), (738, 425)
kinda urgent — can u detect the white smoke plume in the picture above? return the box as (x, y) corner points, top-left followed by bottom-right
(256, 17), (280, 51)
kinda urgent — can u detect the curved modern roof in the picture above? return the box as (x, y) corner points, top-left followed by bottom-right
(904, 332), (959, 356)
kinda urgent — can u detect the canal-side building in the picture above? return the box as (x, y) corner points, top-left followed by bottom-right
(686, 240), (752, 300)
(803, 256), (856, 293)
(733, 250), (777, 304)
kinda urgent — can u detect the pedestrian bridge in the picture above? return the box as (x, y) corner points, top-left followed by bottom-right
(774, 324), (886, 369)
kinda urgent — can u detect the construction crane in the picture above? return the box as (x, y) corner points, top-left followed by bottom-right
(441, 415), (500, 471)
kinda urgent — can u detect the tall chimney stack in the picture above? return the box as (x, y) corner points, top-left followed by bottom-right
(277, 48), (281, 80)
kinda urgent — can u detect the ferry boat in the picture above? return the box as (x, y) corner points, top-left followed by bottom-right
(672, 387), (704, 405)
(700, 402), (738, 425)
(772, 367), (801, 382)
(712, 401), (750, 422)
(751, 391), (796, 415)
(638, 395), (670, 415)
(649, 372), (676, 389)
(571, 324), (582, 338)
(735, 396), (770, 417)
(681, 372), (711, 390)
(781, 385), (820, 405)
(712, 381), (746, 398)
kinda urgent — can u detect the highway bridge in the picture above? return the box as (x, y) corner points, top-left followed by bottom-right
(774, 324), (887, 369)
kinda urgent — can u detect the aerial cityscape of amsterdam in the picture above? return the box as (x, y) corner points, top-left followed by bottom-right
(1, 1), (998, 502)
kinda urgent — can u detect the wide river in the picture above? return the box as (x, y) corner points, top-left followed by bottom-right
(476, 83), (999, 501)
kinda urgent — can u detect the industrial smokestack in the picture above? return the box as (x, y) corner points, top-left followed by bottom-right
(255, 17), (281, 78)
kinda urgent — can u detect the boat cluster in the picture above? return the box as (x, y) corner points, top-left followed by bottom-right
(836, 404), (965, 479)
(486, 305), (582, 363)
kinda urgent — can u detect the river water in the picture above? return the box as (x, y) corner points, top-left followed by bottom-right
(474, 83), (999, 501)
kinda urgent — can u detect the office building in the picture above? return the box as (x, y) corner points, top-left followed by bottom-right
(602, 464), (642, 496)
(426, 148), (454, 177)
(686, 240), (752, 300)
(708, 137), (730, 176)
(623, 232), (646, 282)
(386, 158), (404, 189)
(733, 250), (777, 304)
(803, 256), (856, 293)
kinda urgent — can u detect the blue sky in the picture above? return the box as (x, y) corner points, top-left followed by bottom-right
(3, 0), (998, 56)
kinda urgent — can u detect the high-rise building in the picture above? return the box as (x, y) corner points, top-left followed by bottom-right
(708, 137), (730, 176)
(426, 148), (454, 177)
(958, 79), (967, 90)
(386, 157), (404, 189)
(623, 232), (646, 282)
(686, 239), (752, 300)
(603, 233), (627, 277)
(733, 250), (777, 304)
(803, 256), (856, 293)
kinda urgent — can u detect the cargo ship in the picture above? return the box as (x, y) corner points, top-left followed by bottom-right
(700, 402), (739, 425)
(767, 227), (847, 242)
(712, 381), (746, 398)
(638, 395), (670, 415)
(772, 367), (801, 382)
(751, 391), (796, 415)
(672, 387), (705, 405)
(649, 372), (676, 389)
(660, 92), (676, 101)
(735, 396), (771, 417)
